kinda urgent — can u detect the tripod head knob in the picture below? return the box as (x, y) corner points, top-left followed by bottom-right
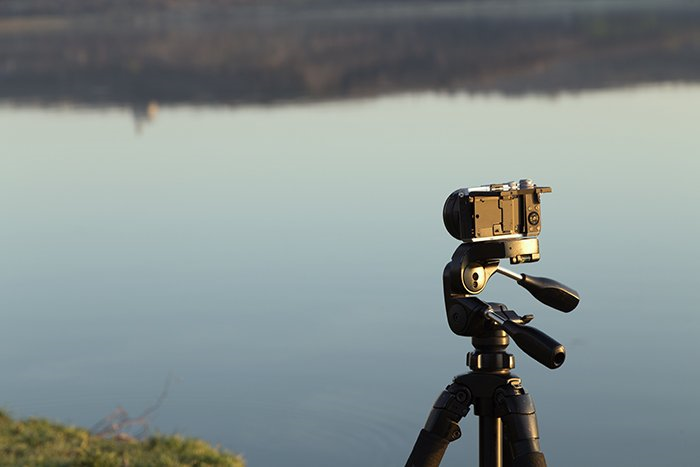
(499, 321), (566, 369)
(517, 274), (579, 312)
(496, 267), (579, 312)
(485, 306), (566, 369)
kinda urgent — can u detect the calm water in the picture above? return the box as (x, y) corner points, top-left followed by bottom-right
(2, 85), (699, 466)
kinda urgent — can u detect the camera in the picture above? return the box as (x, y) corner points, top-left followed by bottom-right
(443, 179), (551, 243)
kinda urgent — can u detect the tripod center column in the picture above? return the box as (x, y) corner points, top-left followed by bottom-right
(468, 330), (515, 373)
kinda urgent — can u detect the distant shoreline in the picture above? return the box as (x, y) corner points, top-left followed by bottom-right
(3, 0), (698, 17)
(2, 0), (700, 107)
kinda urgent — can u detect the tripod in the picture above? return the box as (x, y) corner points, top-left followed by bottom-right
(405, 238), (579, 467)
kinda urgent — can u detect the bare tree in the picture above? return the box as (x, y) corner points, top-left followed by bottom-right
(91, 375), (177, 440)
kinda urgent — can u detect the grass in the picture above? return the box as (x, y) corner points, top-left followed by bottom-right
(0, 410), (245, 466)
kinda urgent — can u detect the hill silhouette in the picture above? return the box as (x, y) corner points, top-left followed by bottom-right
(1, 0), (700, 107)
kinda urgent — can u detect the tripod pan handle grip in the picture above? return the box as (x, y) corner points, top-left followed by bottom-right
(501, 321), (566, 369)
(517, 274), (579, 313)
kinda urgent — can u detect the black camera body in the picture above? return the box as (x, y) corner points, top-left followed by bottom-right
(443, 179), (551, 243)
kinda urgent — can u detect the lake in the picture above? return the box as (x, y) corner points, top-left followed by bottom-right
(2, 84), (699, 466)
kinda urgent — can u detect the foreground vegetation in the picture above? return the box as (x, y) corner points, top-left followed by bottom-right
(0, 411), (245, 466)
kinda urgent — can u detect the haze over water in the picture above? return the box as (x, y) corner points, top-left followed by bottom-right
(3, 85), (699, 466)
(2, 1), (700, 466)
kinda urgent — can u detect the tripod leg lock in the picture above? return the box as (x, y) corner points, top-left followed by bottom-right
(495, 381), (546, 466)
(424, 383), (472, 441)
(405, 383), (472, 467)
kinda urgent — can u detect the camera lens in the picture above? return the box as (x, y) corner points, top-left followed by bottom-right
(443, 190), (463, 240)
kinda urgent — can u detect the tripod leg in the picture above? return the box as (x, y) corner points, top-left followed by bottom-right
(479, 416), (503, 467)
(405, 382), (472, 467)
(496, 381), (547, 467)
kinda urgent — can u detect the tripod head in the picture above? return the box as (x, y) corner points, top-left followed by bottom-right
(442, 182), (579, 369)
(444, 238), (579, 312)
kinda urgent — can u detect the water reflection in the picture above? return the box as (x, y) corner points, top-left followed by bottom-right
(2, 0), (700, 108)
(1, 85), (698, 466)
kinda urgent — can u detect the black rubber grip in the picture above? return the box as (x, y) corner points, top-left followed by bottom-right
(513, 451), (547, 467)
(404, 429), (449, 467)
(517, 274), (579, 313)
(501, 321), (566, 369)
